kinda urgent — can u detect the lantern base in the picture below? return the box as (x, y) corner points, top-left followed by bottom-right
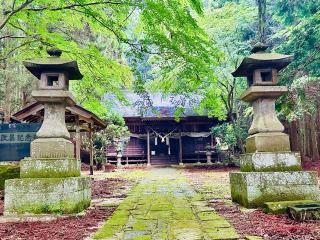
(245, 132), (290, 153)
(31, 138), (74, 158)
(20, 157), (80, 178)
(230, 171), (319, 208)
(4, 177), (91, 215)
(239, 152), (302, 172)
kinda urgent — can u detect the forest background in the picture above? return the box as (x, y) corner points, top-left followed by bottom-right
(0, 0), (319, 161)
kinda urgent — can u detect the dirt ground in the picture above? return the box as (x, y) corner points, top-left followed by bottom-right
(0, 177), (132, 240)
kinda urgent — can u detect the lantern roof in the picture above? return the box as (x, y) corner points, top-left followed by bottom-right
(232, 43), (293, 77)
(23, 48), (83, 80)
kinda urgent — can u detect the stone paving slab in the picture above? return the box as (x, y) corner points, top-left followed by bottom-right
(93, 168), (238, 240)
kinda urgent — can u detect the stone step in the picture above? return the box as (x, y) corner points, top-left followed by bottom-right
(263, 200), (320, 214)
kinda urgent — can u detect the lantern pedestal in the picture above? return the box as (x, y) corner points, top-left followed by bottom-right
(245, 132), (291, 153)
(4, 136), (91, 215)
(230, 170), (319, 208)
(239, 152), (302, 172)
(4, 48), (91, 216)
(229, 43), (320, 208)
(31, 138), (74, 158)
(4, 177), (91, 215)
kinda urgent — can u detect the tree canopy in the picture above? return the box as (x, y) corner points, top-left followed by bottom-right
(0, 0), (319, 139)
(1, 0), (222, 118)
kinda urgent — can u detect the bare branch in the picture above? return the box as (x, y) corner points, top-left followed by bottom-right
(0, 0), (34, 30)
(0, 35), (27, 40)
(24, 1), (127, 12)
(0, 39), (38, 61)
(123, 7), (136, 23)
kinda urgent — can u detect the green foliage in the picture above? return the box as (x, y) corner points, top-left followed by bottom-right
(1, 0), (319, 154)
(93, 123), (130, 165)
(0, 164), (20, 189)
(138, 0), (225, 119)
(196, 2), (254, 153)
(211, 121), (248, 153)
(0, 0), (211, 119)
(212, 123), (236, 149)
(271, 0), (319, 25)
(274, 3), (320, 120)
(198, 2), (255, 119)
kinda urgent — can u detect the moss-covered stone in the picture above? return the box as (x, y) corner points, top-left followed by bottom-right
(245, 236), (263, 240)
(240, 152), (302, 172)
(31, 138), (74, 158)
(288, 203), (320, 221)
(230, 171), (319, 208)
(4, 177), (91, 215)
(246, 132), (291, 153)
(20, 157), (80, 178)
(93, 168), (239, 239)
(204, 227), (239, 240)
(0, 164), (19, 190)
(263, 200), (317, 214)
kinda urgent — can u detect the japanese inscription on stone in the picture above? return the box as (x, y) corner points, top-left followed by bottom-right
(0, 132), (36, 144)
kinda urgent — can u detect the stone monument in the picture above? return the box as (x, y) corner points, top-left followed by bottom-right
(4, 48), (91, 215)
(230, 43), (319, 208)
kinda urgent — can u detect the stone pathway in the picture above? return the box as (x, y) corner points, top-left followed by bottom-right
(93, 168), (238, 240)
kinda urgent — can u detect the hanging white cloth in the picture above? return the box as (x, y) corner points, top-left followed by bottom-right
(155, 137), (158, 145)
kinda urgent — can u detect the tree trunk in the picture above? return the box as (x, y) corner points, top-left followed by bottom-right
(304, 113), (312, 159)
(290, 120), (299, 151)
(230, 114), (245, 154)
(257, 0), (267, 43)
(310, 113), (320, 161)
(298, 118), (305, 160)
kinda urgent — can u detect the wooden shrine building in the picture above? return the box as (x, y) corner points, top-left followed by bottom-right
(107, 92), (222, 165)
(13, 101), (107, 169)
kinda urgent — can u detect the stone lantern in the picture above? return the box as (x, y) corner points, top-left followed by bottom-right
(229, 43), (319, 208)
(4, 48), (91, 215)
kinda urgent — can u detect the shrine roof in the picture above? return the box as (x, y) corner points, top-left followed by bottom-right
(106, 91), (204, 119)
(13, 101), (106, 131)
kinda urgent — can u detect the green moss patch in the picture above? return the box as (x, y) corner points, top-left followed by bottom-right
(93, 168), (238, 239)
(7, 199), (90, 215)
(20, 158), (80, 178)
(245, 236), (264, 240)
(0, 164), (19, 189)
(241, 163), (302, 172)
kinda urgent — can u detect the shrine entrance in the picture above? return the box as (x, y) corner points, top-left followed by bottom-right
(150, 135), (179, 165)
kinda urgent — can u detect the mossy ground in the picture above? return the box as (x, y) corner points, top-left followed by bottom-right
(93, 168), (238, 240)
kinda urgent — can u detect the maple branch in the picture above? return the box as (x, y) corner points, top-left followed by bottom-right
(0, 35), (27, 40)
(0, 0), (34, 30)
(0, 39), (39, 61)
(24, 1), (127, 12)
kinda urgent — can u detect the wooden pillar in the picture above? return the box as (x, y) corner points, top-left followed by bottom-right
(290, 120), (299, 152)
(211, 134), (214, 147)
(89, 123), (94, 175)
(310, 114), (320, 161)
(179, 128), (183, 165)
(75, 116), (81, 161)
(147, 129), (151, 166)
